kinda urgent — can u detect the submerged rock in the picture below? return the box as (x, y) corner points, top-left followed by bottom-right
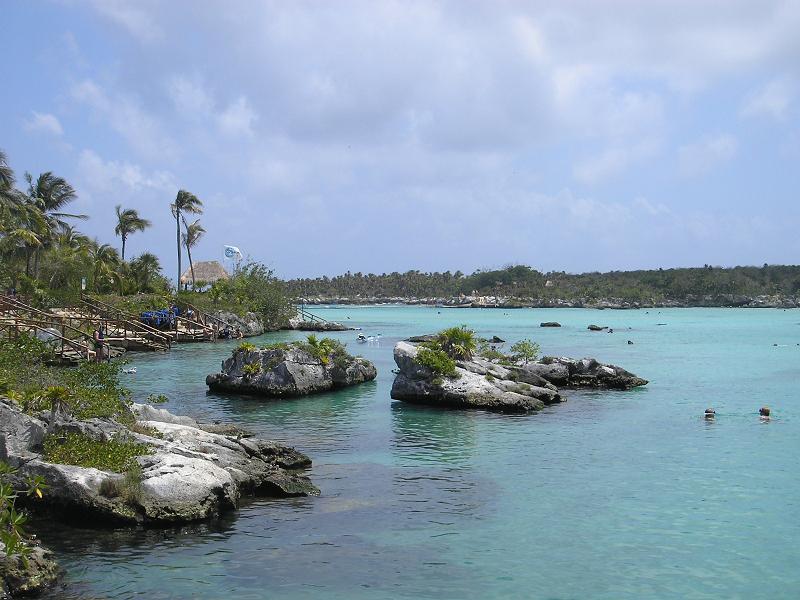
(206, 342), (376, 398)
(0, 542), (59, 598)
(0, 398), (319, 527)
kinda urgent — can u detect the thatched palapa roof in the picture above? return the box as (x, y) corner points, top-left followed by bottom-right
(180, 261), (230, 284)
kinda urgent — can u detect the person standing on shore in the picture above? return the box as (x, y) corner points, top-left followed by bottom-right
(93, 325), (105, 363)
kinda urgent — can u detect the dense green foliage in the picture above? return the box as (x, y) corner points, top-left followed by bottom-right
(43, 432), (150, 473)
(0, 149), (170, 305)
(0, 462), (45, 559)
(436, 325), (477, 360)
(415, 345), (457, 377)
(199, 262), (295, 327)
(286, 264), (800, 303)
(413, 326), (478, 376)
(0, 336), (132, 423)
(300, 335), (347, 365)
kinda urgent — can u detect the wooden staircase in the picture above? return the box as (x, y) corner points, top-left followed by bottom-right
(0, 295), (123, 364)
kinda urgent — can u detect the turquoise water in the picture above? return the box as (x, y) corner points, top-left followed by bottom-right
(39, 306), (800, 599)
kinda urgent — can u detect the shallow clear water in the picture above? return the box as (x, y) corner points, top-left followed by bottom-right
(38, 306), (800, 599)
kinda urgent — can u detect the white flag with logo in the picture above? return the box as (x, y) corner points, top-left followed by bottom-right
(224, 245), (243, 259)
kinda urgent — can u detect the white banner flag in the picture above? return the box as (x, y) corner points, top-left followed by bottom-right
(224, 245), (243, 259)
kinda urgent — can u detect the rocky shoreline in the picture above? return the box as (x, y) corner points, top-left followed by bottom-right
(0, 395), (318, 597)
(297, 293), (800, 309)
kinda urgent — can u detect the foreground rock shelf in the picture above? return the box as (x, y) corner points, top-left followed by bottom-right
(390, 341), (647, 413)
(207, 339), (376, 398)
(0, 398), (319, 527)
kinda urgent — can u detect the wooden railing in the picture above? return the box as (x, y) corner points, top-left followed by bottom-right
(79, 294), (171, 350)
(296, 305), (331, 324)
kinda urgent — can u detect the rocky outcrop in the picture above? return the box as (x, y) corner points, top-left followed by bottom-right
(0, 543), (59, 598)
(540, 322), (561, 327)
(521, 357), (648, 389)
(206, 343), (376, 398)
(390, 342), (563, 413)
(286, 317), (352, 332)
(390, 342), (648, 413)
(210, 310), (265, 337)
(587, 324), (607, 331)
(0, 398), (318, 527)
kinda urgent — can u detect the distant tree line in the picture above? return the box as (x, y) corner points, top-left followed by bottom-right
(286, 264), (800, 302)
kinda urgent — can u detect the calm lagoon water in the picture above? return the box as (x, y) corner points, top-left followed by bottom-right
(39, 306), (800, 599)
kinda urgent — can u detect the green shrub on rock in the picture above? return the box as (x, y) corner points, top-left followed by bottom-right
(43, 432), (150, 473)
(415, 345), (457, 377)
(235, 342), (257, 353)
(242, 362), (262, 378)
(436, 325), (477, 360)
(510, 340), (540, 364)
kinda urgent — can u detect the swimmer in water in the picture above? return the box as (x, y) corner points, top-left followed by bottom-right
(759, 406), (771, 420)
(704, 408), (715, 420)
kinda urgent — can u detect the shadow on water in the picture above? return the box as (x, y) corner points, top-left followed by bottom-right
(390, 401), (478, 465)
(204, 380), (380, 454)
(30, 512), (239, 557)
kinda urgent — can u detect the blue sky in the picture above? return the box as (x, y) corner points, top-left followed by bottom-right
(1, 1), (799, 278)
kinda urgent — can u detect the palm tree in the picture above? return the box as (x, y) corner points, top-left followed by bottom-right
(181, 217), (205, 289)
(129, 252), (161, 292)
(0, 149), (14, 192)
(114, 205), (151, 261)
(25, 171), (86, 277)
(89, 242), (121, 293)
(170, 190), (203, 289)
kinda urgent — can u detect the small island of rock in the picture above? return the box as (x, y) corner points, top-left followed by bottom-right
(206, 336), (377, 398)
(390, 326), (647, 413)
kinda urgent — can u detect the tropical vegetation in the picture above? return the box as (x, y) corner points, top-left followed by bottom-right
(286, 264), (800, 304)
(0, 149), (170, 304)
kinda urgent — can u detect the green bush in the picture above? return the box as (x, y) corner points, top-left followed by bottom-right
(415, 345), (457, 377)
(436, 325), (477, 360)
(477, 340), (507, 362)
(301, 335), (346, 365)
(0, 461), (46, 560)
(43, 432), (150, 473)
(242, 362), (262, 378)
(510, 339), (540, 364)
(236, 341), (257, 353)
(146, 393), (168, 404)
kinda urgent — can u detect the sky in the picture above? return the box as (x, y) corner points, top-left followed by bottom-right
(1, 0), (799, 279)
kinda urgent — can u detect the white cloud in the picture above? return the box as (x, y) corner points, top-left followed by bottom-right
(740, 78), (794, 120)
(218, 96), (257, 137)
(71, 79), (178, 161)
(77, 149), (177, 195)
(574, 140), (660, 185)
(168, 76), (214, 118)
(87, 0), (162, 43)
(24, 112), (64, 136)
(678, 134), (738, 177)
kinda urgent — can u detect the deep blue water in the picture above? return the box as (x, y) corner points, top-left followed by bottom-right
(39, 306), (800, 599)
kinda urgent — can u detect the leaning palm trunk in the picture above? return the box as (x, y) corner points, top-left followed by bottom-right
(187, 242), (196, 289)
